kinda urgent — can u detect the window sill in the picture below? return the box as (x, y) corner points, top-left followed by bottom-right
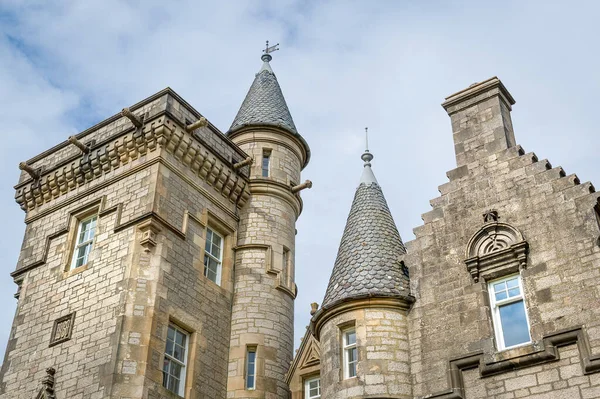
(487, 340), (542, 363)
(62, 263), (91, 279)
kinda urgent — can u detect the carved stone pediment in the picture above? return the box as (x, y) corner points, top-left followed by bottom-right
(465, 222), (528, 282)
(298, 334), (321, 370)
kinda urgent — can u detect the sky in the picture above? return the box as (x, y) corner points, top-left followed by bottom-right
(0, 0), (599, 358)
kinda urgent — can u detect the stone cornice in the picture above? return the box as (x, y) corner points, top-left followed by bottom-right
(14, 115), (251, 213)
(248, 179), (304, 218)
(310, 295), (415, 340)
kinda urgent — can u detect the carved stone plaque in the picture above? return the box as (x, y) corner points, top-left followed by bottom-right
(49, 312), (76, 347)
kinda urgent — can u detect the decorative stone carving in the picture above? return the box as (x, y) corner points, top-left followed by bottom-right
(138, 219), (162, 252)
(49, 313), (75, 347)
(35, 367), (56, 399)
(464, 221), (528, 282)
(483, 209), (499, 223)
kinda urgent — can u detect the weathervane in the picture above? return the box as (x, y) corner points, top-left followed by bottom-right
(262, 40), (279, 62)
(263, 40), (280, 55)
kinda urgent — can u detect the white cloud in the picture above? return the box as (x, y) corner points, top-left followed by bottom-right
(0, 0), (598, 360)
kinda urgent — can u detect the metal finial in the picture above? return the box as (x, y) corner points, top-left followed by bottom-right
(262, 40), (279, 62)
(361, 127), (373, 166)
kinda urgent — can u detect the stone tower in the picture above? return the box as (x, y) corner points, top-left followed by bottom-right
(225, 51), (311, 398)
(311, 148), (414, 398)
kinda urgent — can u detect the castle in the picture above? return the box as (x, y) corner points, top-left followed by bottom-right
(1, 49), (600, 399)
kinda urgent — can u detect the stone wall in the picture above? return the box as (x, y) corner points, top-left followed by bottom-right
(2, 88), (251, 399)
(405, 78), (600, 398)
(319, 307), (411, 399)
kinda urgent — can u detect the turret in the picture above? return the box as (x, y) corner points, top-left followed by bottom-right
(226, 45), (311, 398)
(311, 145), (414, 399)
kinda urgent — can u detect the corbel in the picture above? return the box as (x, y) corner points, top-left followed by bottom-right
(19, 162), (40, 180)
(291, 180), (313, 194)
(138, 218), (162, 252)
(67, 136), (91, 154)
(121, 107), (143, 129)
(233, 157), (253, 170)
(185, 117), (208, 132)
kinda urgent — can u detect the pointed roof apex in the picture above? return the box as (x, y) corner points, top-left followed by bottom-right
(228, 41), (298, 135)
(320, 147), (411, 309)
(360, 127), (378, 184)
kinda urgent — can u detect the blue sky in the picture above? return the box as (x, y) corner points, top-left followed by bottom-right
(0, 0), (599, 357)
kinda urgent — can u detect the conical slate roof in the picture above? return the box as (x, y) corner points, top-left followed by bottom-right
(229, 54), (298, 134)
(321, 152), (410, 309)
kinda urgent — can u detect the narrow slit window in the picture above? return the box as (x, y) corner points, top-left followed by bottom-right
(70, 214), (97, 270)
(246, 347), (256, 390)
(282, 248), (289, 286)
(489, 274), (531, 350)
(204, 228), (223, 285)
(163, 324), (189, 396)
(262, 151), (270, 177)
(343, 327), (357, 379)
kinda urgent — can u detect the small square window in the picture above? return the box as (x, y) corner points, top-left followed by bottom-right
(163, 324), (189, 396)
(305, 376), (321, 398)
(246, 347), (257, 390)
(489, 274), (531, 350)
(204, 228), (223, 285)
(342, 327), (357, 379)
(70, 214), (97, 270)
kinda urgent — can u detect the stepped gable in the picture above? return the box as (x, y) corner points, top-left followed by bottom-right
(229, 52), (298, 135)
(321, 149), (410, 309)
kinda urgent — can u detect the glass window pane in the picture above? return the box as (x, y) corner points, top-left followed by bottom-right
(347, 347), (357, 363)
(348, 362), (356, 377)
(499, 300), (530, 347)
(163, 358), (171, 373)
(213, 233), (222, 248)
(346, 331), (356, 345)
(169, 376), (179, 394)
(493, 282), (506, 293)
(175, 330), (185, 346)
(247, 375), (254, 388)
(506, 277), (519, 289)
(248, 351), (256, 363)
(167, 326), (175, 340)
(508, 287), (520, 298)
(171, 361), (182, 378)
(495, 290), (508, 301)
(165, 340), (174, 356)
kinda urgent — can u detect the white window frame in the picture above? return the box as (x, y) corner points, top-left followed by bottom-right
(304, 376), (321, 399)
(246, 347), (257, 390)
(489, 274), (532, 350)
(203, 227), (223, 285)
(342, 327), (357, 379)
(261, 151), (271, 177)
(163, 324), (189, 397)
(70, 214), (97, 270)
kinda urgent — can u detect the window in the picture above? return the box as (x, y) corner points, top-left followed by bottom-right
(489, 275), (531, 350)
(343, 328), (357, 378)
(282, 248), (290, 286)
(163, 324), (189, 396)
(246, 347), (256, 390)
(262, 151), (270, 177)
(305, 377), (321, 399)
(204, 228), (223, 285)
(70, 214), (97, 269)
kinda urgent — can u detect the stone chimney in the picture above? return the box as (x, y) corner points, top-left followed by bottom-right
(442, 77), (516, 167)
